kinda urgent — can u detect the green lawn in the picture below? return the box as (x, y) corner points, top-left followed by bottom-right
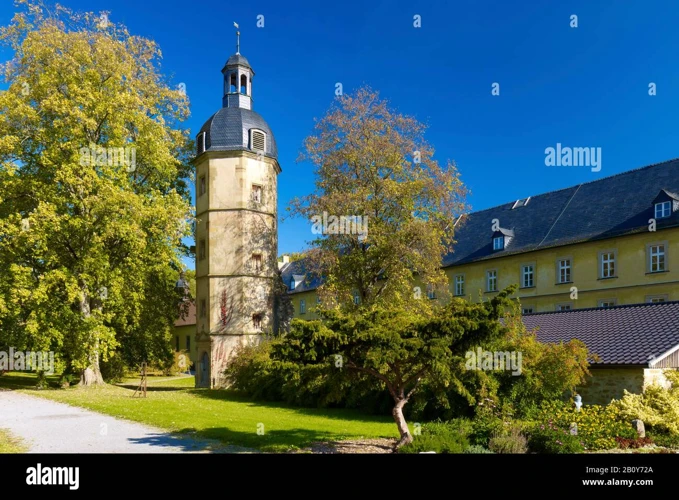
(0, 373), (396, 452)
(0, 428), (27, 453)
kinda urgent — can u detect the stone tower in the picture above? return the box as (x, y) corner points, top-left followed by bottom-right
(194, 44), (280, 388)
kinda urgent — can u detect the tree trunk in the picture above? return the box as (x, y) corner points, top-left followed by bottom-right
(392, 398), (413, 450)
(78, 285), (105, 386)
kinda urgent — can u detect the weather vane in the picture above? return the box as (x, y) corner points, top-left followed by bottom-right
(234, 22), (240, 54)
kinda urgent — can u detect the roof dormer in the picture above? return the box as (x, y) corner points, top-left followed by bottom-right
(492, 228), (514, 251)
(652, 189), (679, 219)
(290, 274), (305, 290)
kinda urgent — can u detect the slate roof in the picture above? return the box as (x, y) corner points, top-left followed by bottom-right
(280, 258), (323, 295)
(282, 158), (679, 293)
(521, 301), (679, 366)
(225, 54), (252, 70)
(443, 158), (679, 266)
(198, 107), (278, 160)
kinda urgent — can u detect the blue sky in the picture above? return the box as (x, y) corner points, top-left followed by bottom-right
(2, 0), (679, 260)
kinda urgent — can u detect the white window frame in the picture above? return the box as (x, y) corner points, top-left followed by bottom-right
(197, 132), (206, 155)
(493, 236), (504, 250)
(486, 270), (497, 292)
(454, 274), (465, 296)
(353, 293), (360, 305)
(646, 294), (668, 304)
(251, 184), (262, 203)
(598, 299), (617, 307)
(655, 201), (671, 219)
(522, 306), (534, 315)
(300, 299), (306, 314)
(648, 243), (667, 273)
(599, 250), (616, 279)
(426, 285), (436, 300)
(556, 303), (572, 311)
(557, 258), (571, 284)
(521, 264), (534, 288)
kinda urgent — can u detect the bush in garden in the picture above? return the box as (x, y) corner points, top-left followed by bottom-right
(488, 425), (528, 454)
(399, 420), (471, 454)
(528, 422), (584, 454)
(527, 400), (636, 450)
(610, 379), (679, 436)
(615, 437), (654, 449)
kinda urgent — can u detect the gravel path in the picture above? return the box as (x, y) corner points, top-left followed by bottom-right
(0, 390), (244, 453)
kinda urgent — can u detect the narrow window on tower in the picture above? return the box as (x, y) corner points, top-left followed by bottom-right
(200, 299), (206, 318)
(252, 314), (262, 329)
(199, 239), (206, 261)
(230, 73), (237, 93)
(241, 74), (248, 95)
(251, 184), (262, 203)
(199, 175), (206, 197)
(252, 253), (262, 272)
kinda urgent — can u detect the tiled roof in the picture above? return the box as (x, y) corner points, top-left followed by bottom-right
(283, 158), (679, 293)
(174, 300), (196, 327)
(522, 301), (679, 366)
(444, 158), (679, 266)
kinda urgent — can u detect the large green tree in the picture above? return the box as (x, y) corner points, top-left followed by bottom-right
(0, 1), (193, 384)
(289, 87), (467, 314)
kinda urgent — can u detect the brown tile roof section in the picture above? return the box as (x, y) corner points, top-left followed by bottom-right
(174, 300), (196, 327)
(521, 301), (679, 366)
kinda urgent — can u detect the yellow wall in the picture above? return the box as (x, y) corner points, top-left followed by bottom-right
(288, 228), (679, 316)
(173, 324), (198, 365)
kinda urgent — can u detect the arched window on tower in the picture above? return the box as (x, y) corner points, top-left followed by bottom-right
(230, 73), (237, 93)
(240, 74), (248, 95)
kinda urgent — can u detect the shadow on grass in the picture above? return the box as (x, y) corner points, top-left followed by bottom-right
(185, 387), (394, 426)
(173, 426), (342, 452)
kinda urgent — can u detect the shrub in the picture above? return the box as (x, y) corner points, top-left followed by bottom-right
(648, 433), (679, 449)
(528, 422), (584, 454)
(615, 437), (653, 449)
(464, 444), (494, 454)
(488, 426), (528, 454)
(400, 420), (471, 454)
(527, 400), (636, 450)
(610, 385), (679, 436)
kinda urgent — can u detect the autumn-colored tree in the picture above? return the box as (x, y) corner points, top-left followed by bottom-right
(289, 87), (467, 313)
(0, 1), (192, 384)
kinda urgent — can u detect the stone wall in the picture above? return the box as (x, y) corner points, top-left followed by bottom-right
(577, 367), (645, 405)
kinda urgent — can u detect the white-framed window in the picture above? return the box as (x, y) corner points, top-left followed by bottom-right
(522, 306), (534, 315)
(521, 265), (534, 288)
(598, 299), (617, 307)
(197, 132), (206, 155)
(557, 259), (571, 283)
(556, 303), (572, 311)
(290, 278), (297, 290)
(600, 251), (616, 278)
(647, 295), (668, 304)
(251, 184), (262, 203)
(454, 275), (465, 296)
(655, 201), (671, 219)
(426, 285), (436, 300)
(250, 129), (266, 153)
(486, 270), (497, 292)
(648, 244), (666, 273)
(353, 292), (360, 305)
(300, 299), (306, 314)
(493, 236), (504, 250)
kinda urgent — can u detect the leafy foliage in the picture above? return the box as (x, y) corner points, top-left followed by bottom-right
(399, 420), (470, 454)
